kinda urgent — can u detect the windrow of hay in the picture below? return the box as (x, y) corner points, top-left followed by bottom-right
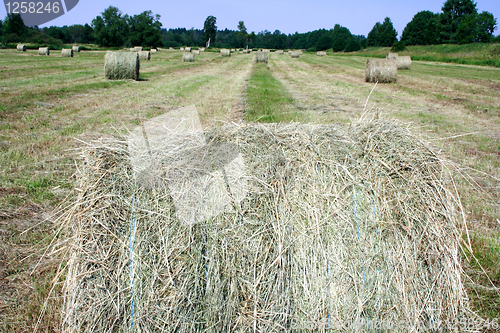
(104, 51), (140, 80)
(182, 52), (195, 62)
(255, 51), (268, 63)
(60, 119), (471, 332)
(291, 50), (301, 58)
(397, 55), (412, 70)
(317, 51), (326, 56)
(72, 45), (80, 52)
(387, 52), (398, 59)
(220, 49), (231, 57)
(17, 44), (26, 51)
(61, 49), (73, 57)
(138, 51), (151, 61)
(365, 59), (397, 83)
(38, 47), (49, 55)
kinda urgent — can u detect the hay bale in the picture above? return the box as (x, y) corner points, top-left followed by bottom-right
(138, 51), (151, 61)
(134, 46), (143, 51)
(104, 51), (140, 80)
(365, 59), (397, 83)
(276, 50), (284, 54)
(151, 49), (157, 54)
(61, 49), (73, 57)
(291, 50), (301, 58)
(262, 49), (270, 53)
(255, 51), (268, 63)
(184, 47), (191, 52)
(199, 48), (205, 52)
(180, 47), (185, 51)
(397, 55), (412, 70)
(316, 51), (326, 56)
(61, 118), (472, 332)
(231, 48), (236, 52)
(17, 44), (26, 52)
(169, 47), (174, 50)
(220, 49), (231, 57)
(38, 47), (49, 55)
(387, 52), (398, 59)
(72, 45), (80, 52)
(157, 48), (161, 51)
(192, 50), (200, 55)
(182, 52), (195, 62)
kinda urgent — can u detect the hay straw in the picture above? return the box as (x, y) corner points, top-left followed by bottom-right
(17, 44), (26, 51)
(60, 118), (472, 332)
(182, 52), (195, 62)
(104, 51), (140, 80)
(138, 51), (151, 61)
(72, 45), (80, 52)
(255, 51), (268, 63)
(38, 47), (49, 55)
(397, 56), (412, 70)
(220, 49), (231, 57)
(365, 59), (397, 83)
(61, 49), (73, 57)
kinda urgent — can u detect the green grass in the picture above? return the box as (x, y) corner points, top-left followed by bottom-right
(245, 63), (300, 122)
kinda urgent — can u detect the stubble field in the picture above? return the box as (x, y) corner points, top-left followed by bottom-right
(0, 48), (499, 331)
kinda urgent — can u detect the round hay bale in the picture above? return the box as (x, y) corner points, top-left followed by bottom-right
(157, 48), (162, 51)
(182, 52), (195, 62)
(185, 47), (192, 52)
(316, 51), (326, 56)
(180, 47), (185, 51)
(199, 48), (205, 52)
(276, 50), (284, 54)
(169, 47), (174, 50)
(151, 49), (157, 54)
(72, 45), (81, 52)
(192, 50), (200, 55)
(220, 49), (231, 57)
(365, 59), (397, 83)
(134, 46), (143, 52)
(397, 56), (412, 70)
(387, 52), (398, 59)
(38, 47), (49, 56)
(255, 51), (268, 63)
(104, 51), (140, 80)
(231, 49), (236, 52)
(138, 51), (151, 61)
(17, 44), (26, 52)
(61, 120), (471, 332)
(290, 51), (301, 58)
(61, 49), (73, 57)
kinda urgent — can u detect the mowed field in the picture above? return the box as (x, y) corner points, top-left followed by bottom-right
(0, 48), (499, 330)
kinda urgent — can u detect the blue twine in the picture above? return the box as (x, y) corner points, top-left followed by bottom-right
(129, 198), (137, 333)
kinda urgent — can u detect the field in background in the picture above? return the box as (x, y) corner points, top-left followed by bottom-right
(0, 48), (499, 331)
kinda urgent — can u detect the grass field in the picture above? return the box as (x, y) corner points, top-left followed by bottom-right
(0, 48), (499, 331)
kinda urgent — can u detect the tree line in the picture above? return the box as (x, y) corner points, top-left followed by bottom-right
(1, 0), (497, 51)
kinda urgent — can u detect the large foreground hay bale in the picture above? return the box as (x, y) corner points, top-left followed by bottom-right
(317, 51), (326, 56)
(255, 51), (268, 63)
(220, 49), (231, 57)
(291, 50), (301, 58)
(365, 59), (397, 83)
(17, 44), (26, 51)
(38, 47), (49, 55)
(61, 49), (73, 57)
(72, 45), (80, 52)
(138, 51), (151, 60)
(61, 118), (471, 332)
(387, 52), (398, 59)
(182, 52), (195, 62)
(397, 55), (412, 70)
(104, 51), (140, 80)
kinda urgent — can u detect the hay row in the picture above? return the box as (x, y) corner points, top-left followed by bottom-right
(61, 120), (471, 332)
(38, 47), (49, 55)
(104, 51), (140, 80)
(17, 44), (26, 51)
(365, 59), (397, 83)
(61, 49), (73, 57)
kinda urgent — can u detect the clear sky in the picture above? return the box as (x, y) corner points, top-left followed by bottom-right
(1, 0), (499, 38)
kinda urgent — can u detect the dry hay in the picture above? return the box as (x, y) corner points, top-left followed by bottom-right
(72, 45), (81, 52)
(255, 51), (268, 63)
(387, 52), (398, 59)
(157, 48), (162, 51)
(134, 46), (143, 51)
(317, 51), (326, 56)
(276, 50), (284, 54)
(192, 50), (200, 55)
(61, 49), (73, 57)
(231, 48), (236, 52)
(104, 51), (140, 80)
(199, 48), (205, 52)
(182, 52), (195, 62)
(138, 51), (151, 61)
(169, 47), (174, 50)
(17, 44), (26, 51)
(220, 49), (231, 57)
(59, 115), (471, 332)
(38, 47), (49, 55)
(262, 49), (270, 53)
(397, 56), (412, 70)
(365, 59), (397, 83)
(184, 47), (191, 52)
(180, 47), (185, 51)
(151, 49), (157, 54)
(291, 50), (301, 58)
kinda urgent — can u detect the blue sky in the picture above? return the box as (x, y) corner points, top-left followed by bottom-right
(2, 0), (499, 37)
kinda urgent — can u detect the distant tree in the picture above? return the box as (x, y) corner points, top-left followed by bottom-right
(316, 35), (332, 51)
(92, 6), (129, 47)
(331, 24), (352, 51)
(0, 20), (3, 38)
(401, 11), (437, 45)
(344, 39), (361, 52)
(2, 13), (27, 43)
(128, 11), (162, 47)
(237, 21), (254, 49)
(476, 11), (497, 42)
(391, 40), (406, 52)
(377, 17), (398, 47)
(203, 15), (217, 47)
(440, 0), (477, 43)
(367, 22), (381, 47)
(456, 14), (477, 44)
(271, 29), (286, 49)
